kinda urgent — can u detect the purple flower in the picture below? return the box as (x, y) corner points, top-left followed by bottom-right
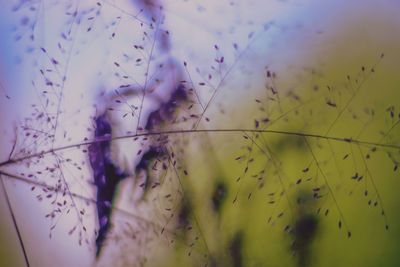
(88, 114), (127, 257)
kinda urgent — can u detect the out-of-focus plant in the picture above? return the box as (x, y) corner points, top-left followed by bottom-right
(0, 1), (399, 267)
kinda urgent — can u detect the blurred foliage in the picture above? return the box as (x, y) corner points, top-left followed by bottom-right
(1, 1), (400, 267)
